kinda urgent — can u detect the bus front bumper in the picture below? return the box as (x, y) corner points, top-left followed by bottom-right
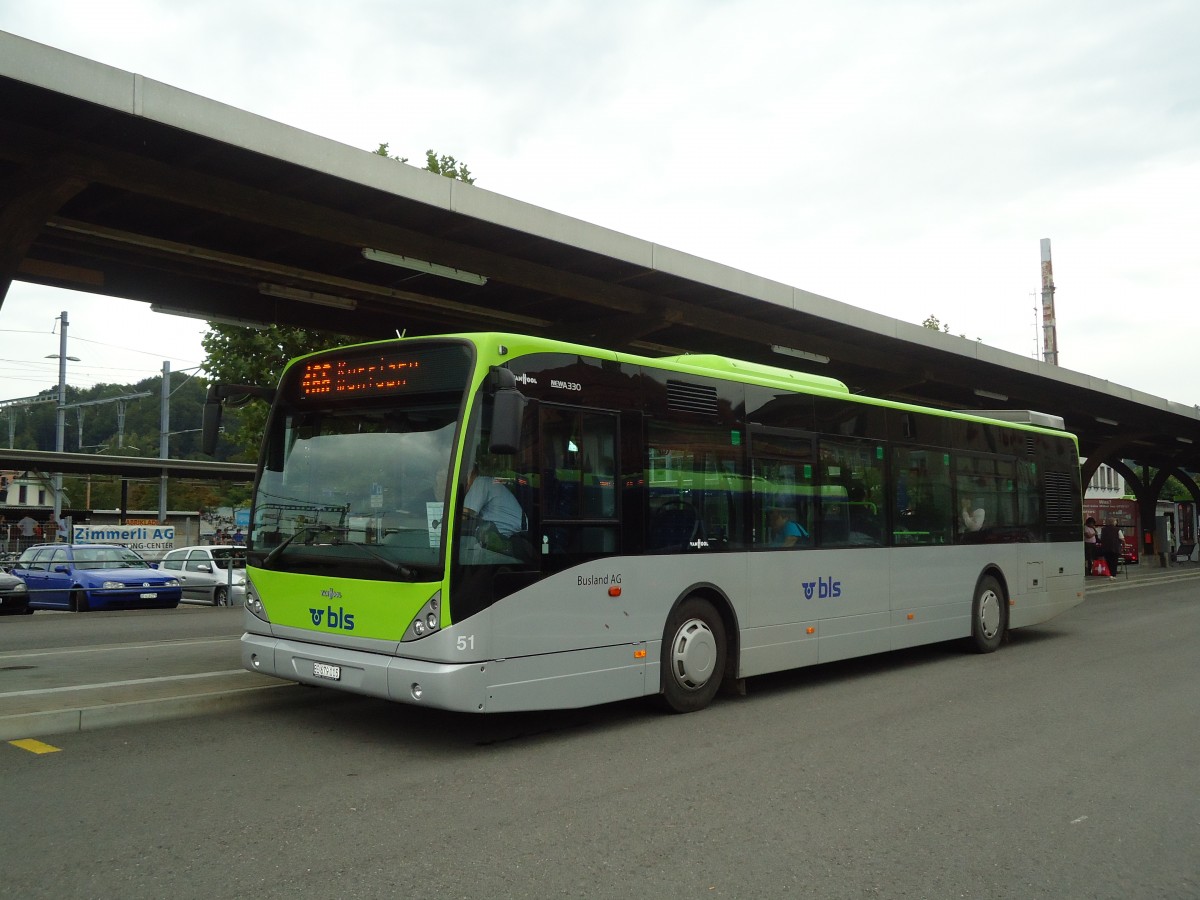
(241, 632), (491, 713)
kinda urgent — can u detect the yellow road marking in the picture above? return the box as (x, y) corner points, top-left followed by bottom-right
(8, 739), (62, 754)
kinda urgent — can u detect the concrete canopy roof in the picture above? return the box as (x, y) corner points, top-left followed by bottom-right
(2, 31), (1198, 476)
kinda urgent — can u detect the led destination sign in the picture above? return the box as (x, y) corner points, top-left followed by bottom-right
(294, 346), (470, 400)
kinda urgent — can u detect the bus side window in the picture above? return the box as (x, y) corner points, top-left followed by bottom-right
(892, 446), (953, 546)
(818, 438), (885, 547)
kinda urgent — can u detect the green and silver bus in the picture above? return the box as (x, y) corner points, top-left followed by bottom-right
(214, 333), (1084, 713)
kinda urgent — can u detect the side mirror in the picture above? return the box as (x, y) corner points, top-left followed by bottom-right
(202, 383), (276, 456)
(201, 385), (222, 457)
(487, 367), (526, 455)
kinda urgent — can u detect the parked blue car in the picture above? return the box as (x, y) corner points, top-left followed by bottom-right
(14, 543), (182, 612)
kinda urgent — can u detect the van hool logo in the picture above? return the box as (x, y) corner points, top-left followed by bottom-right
(802, 577), (842, 600)
(513, 373), (538, 386)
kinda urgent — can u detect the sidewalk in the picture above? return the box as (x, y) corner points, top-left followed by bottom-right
(1083, 556), (1200, 593)
(3, 562), (1198, 742)
(0, 610), (317, 742)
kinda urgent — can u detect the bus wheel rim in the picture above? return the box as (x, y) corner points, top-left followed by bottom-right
(670, 618), (717, 690)
(979, 589), (1001, 639)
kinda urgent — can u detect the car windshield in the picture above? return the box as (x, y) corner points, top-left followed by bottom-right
(210, 548), (246, 569)
(251, 400), (462, 580)
(72, 547), (147, 569)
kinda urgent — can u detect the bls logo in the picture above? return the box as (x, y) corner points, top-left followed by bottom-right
(309, 605), (356, 631)
(802, 576), (842, 600)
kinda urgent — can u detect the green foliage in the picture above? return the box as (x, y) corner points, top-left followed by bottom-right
(200, 324), (351, 458)
(373, 142), (407, 163)
(4, 373), (249, 514)
(423, 149), (474, 184)
(922, 314), (949, 332)
(921, 315), (980, 342)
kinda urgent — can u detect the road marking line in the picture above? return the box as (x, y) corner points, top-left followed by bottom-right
(0, 669), (249, 698)
(9, 738), (62, 754)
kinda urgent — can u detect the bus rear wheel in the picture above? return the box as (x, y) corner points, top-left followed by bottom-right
(970, 575), (1006, 653)
(660, 596), (726, 713)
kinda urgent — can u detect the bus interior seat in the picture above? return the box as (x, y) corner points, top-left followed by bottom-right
(650, 500), (698, 550)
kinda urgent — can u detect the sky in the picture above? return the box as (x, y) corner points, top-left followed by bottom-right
(1, 0), (1198, 408)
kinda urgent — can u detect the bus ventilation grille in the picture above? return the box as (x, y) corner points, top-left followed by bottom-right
(666, 380), (718, 416)
(1043, 471), (1076, 524)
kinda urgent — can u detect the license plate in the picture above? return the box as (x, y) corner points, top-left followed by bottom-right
(140, 592), (158, 599)
(313, 662), (341, 681)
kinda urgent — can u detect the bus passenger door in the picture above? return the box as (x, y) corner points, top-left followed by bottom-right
(539, 405), (620, 570)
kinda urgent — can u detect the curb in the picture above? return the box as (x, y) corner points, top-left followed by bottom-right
(0, 682), (302, 742)
(1085, 569), (1200, 594)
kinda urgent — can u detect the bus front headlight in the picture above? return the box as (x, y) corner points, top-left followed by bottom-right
(402, 590), (441, 642)
(245, 579), (270, 623)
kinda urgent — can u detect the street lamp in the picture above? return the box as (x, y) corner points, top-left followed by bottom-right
(46, 310), (80, 535)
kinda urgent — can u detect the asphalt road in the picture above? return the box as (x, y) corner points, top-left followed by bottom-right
(2, 581), (1198, 899)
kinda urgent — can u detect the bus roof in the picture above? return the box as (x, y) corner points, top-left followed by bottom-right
(307, 332), (1077, 444)
(653, 353), (850, 394)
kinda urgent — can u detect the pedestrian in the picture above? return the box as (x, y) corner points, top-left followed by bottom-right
(1099, 517), (1122, 581)
(17, 513), (37, 550)
(1084, 516), (1102, 571)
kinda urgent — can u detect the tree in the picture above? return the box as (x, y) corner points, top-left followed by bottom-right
(374, 144), (475, 184)
(922, 315), (950, 333)
(921, 314), (980, 342)
(201, 145), (477, 456)
(200, 323), (351, 458)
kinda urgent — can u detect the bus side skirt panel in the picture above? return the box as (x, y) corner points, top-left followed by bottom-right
(482, 643), (648, 713)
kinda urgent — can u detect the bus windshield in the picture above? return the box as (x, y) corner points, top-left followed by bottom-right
(251, 401), (462, 579)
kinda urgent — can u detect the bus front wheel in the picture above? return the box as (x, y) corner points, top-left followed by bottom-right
(660, 596), (726, 713)
(970, 575), (1007, 653)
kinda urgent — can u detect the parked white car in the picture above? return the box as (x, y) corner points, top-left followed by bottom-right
(159, 545), (247, 606)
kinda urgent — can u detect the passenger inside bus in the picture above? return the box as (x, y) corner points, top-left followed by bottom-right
(769, 507), (809, 547)
(960, 496), (985, 533)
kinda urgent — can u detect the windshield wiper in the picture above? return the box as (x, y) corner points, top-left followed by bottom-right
(344, 541), (417, 579)
(262, 526), (315, 568)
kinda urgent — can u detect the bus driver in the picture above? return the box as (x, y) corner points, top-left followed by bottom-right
(462, 464), (524, 547)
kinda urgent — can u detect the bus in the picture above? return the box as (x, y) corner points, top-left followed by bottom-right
(207, 333), (1084, 714)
